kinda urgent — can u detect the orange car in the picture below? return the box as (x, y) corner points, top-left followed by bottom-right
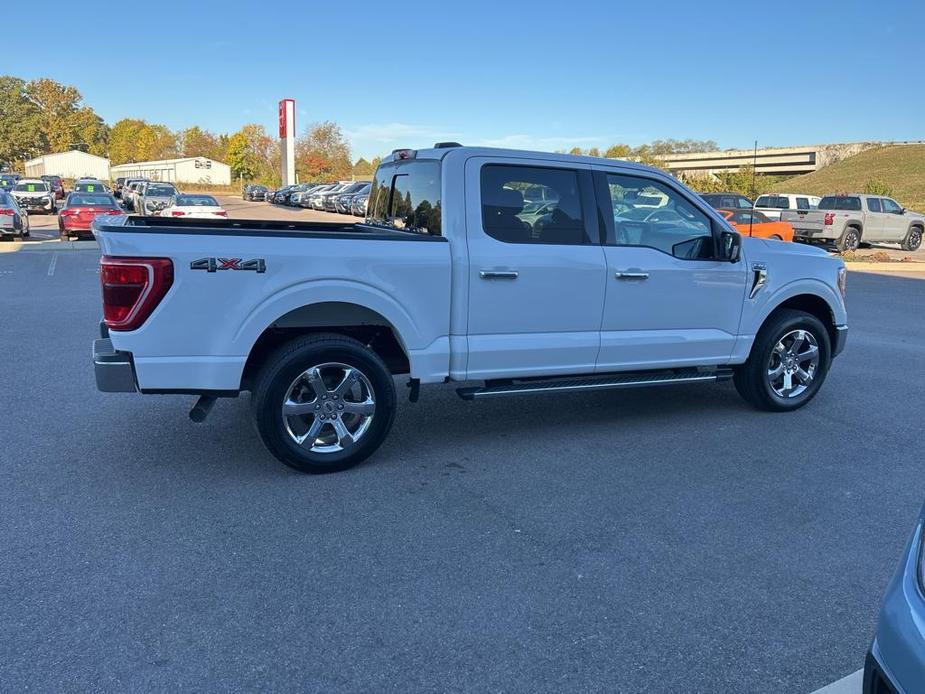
(718, 208), (794, 242)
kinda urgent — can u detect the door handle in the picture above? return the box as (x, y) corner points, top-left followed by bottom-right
(480, 270), (519, 280)
(614, 271), (649, 280)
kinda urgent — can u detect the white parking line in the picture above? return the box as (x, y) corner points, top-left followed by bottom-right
(809, 668), (862, 694)
(47, 253), (58, 276)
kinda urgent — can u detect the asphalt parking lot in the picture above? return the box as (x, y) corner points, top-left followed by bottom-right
(2, 206), (925, 692)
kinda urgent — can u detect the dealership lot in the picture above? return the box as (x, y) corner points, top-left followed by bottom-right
(1, 234), (924, 691)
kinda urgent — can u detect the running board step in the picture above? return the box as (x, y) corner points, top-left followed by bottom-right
(456, 369), (733, 400)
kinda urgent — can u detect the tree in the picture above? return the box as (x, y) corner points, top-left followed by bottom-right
(180, 126), (219, 158)
(24, 78), (83, 152)
(108, 119), (147, 164)
(296, 121), (352, 182)
(0, 76), (45, 164)
(604, 144), (632, 159)
(587, 147), (601, 158)
(225, 132), (258, 180)
(67, 107), (109, 156)
(568, 147), (584, 156)
(353, 157), (374, 176)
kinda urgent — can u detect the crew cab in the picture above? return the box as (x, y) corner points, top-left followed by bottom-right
(781, 194), (924, 252)
(92, 145), (848, 473)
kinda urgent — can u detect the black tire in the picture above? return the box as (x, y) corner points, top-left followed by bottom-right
(902, 226), (923, 252)
(251, 333), (397, 473)
(733, 309), (831, 412)
(836, 226), (861, 253)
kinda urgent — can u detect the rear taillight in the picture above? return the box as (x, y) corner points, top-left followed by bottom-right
(215, 210), (228, 217)
(0, 208), (14, 216)
(105, 209), (123, 215)
(170, 211), (185, 217)
(100, 256), (173, 331)
(824, 213), (835, 226)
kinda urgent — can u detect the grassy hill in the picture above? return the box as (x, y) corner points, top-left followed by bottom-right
(769, 145), (925, 211)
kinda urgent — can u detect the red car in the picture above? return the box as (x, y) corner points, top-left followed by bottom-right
(58, 192), (123, 240)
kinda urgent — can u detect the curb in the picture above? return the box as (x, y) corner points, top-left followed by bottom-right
(845, 262), (925, 272)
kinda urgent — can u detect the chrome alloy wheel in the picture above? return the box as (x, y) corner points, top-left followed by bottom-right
(767, 329), (820, 398)
(282, 362), (376, 453)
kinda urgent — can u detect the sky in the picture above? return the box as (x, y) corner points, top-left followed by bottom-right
(5, 0), (924, 160)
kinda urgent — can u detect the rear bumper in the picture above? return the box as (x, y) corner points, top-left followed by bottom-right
(93, 338), (137, 392)
(833, 325), (848, 357)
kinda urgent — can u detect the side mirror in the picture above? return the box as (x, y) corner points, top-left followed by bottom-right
(721, 230), (741, 263)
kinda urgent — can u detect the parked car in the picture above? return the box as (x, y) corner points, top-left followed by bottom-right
(40, 175), (66, 200)
(0, 175), (17, 192)
(781, 194), (925, 252)
(754, 193), (821, 220)
(350, 192), (369, 217)
(137, 182), (178, 215)
(122, 181), (143, 211)
(700, 192), (754, 210)
(243, 184), (268, 201)
(0, 191), (30, 239)
(58, 191), (123, 240)
(11, 179), (55, 215)
(334, 182), (371, 214)
(288, 183), (315, 206)
(864, 501), (925, 693)
(717, 209), (794, 242)
(91, 144), (848, 474)
(305, 184), (334, 209)
(160, 194), (228, 219)
(277, 185), (300, 206)
(321, 183), (354, 212)
(113, 177), (128, 199)
(72, 180), (108, 194)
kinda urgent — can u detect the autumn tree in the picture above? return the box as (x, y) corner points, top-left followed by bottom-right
(604, 144), (632, 159)
(296, 121), (352, 182)
(180, 126), (219, 158)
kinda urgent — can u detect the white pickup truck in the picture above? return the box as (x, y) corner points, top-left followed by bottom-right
(92, 145), (848, 473)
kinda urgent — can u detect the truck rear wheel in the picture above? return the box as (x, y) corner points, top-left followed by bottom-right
(251, 333), (397, 473)
(733, 309), (831, 412)
(836, 227), (861, 253)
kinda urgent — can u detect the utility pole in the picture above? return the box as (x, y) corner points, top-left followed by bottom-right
(749, 140), (758, 237)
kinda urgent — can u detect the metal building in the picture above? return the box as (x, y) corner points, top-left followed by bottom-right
(24, 150), (111, 180)
(109, 157), (232, 186)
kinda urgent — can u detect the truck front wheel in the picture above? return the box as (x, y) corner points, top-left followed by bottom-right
(733, 309), (831, 412)
(902, 227), (922, 252)
(251, 334), (397, 473)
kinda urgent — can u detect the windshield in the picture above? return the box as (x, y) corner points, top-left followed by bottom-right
(68, 194), (117, 207)
(74, 182), (104, 192)
(175, 195), (218, 206)
(367, 160), (441, 235)
(14, 182), (49, 192)
(146, 185), (176, 196)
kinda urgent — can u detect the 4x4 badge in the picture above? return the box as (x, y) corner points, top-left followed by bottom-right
(191, 257), (266, 273)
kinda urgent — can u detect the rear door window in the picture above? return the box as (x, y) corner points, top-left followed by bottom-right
(867, 198), (882, 213)
(480, 164), (586, 245)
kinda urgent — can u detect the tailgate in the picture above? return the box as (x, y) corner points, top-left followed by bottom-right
(781, 210), (825, 236)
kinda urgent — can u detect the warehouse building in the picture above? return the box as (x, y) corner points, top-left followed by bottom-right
(25, 150), (111, 180)
(109, 157), (231, 186)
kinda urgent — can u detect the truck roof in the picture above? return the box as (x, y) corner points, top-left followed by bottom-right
(383, 145), (666, 176)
